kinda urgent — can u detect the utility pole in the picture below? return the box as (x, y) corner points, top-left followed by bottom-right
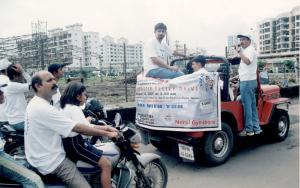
(31, 20), (47, 70)
(99, 55), (103, 82)
(40, 37), (45, 69)
(175, 40), (179, 51)
(79, 57), (83, 78)
(123, 43), (128, 102)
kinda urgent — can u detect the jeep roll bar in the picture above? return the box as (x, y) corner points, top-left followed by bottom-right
(170, 56), (234, 102)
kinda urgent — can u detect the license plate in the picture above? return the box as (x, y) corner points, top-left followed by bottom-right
(178, 143), (194, 161)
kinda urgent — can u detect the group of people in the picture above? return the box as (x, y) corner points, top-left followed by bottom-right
(0, 22), (262, 187)
(143, 23), (262, 136)
(0, 61), (119, 188)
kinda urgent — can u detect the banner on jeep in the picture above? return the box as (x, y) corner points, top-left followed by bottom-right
(135, 72), (221, 132)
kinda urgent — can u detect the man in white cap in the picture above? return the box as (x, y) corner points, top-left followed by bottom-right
(235, 34), (262, 136)
(0, 58), (11, 125)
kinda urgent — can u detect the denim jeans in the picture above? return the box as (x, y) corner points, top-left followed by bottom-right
(10, 121), (24, 131)
(240, 80), (261, 133)
(0, 151), (44, 188)
(146, 68), (184, 79)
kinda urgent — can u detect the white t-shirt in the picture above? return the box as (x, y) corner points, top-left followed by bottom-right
(143, 38), (173, 75)
(52, 88), (61, 110)
(0, 75), (9, 122)
(4, 81), (29, 124)
(238, 45), (257, 81)
(192, 68), (208, 75)
(61, 104), (92, 137)
(25, 96), (76, 175)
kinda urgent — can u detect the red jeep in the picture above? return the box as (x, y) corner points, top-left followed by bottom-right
(136, 56), (290, 166)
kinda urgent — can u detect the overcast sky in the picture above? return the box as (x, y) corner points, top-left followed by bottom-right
(0, 0), (299, 55)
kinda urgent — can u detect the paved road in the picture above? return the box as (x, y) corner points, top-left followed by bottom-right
(140, 98), (299, 188)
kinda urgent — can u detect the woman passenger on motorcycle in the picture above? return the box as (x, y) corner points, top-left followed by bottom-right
(60, 81), (118, 188)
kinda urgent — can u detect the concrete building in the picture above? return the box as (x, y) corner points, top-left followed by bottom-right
(99, 36), (143, 75)
(0, 35), (25, 59)
(48, 23), (100, 69)
(1, 23), (101, 70)
(83, 32), (100, 68)
(226, 35), (239, 58)
(258, 6), (300, 62)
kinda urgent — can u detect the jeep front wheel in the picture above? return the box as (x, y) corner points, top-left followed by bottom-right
(202, 122), (234, 166)
(269, 109), (289, 142)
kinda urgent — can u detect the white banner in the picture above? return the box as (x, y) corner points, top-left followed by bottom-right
(135, 72), (221, 132)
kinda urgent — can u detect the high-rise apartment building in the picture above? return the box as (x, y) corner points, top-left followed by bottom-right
(48, 23), (100, 69)
(226, 35), (239, 58)
(99, 36), (143, 75)
(258, 6), (299, 59)
(1, 23), (101, 70)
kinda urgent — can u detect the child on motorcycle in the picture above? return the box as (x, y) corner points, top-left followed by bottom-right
(60, 81), (118, 188)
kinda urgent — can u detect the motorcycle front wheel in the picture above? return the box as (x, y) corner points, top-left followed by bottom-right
(139, 158), (168, 188)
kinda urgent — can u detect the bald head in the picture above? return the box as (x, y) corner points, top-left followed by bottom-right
(31, 70), (58, 101)
(31, 71), (49, 92)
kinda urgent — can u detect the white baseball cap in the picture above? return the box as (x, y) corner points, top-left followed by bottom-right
(237, 33), (252, 41)
(0, 58), (12, 71)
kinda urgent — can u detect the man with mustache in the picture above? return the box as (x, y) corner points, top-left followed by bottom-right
(24, 71), (119, 188)
(4, 63), (31, 131)
(143, 22), (186, 79)
(48, 63), (70, 109)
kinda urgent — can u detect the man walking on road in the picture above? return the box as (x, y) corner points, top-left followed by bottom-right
(235, 33), (262, 136)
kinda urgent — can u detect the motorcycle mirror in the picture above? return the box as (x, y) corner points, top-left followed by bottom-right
(113, 113), (122, 127)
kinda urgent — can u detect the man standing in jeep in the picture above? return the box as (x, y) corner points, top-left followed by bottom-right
(235, 34), (262, 136)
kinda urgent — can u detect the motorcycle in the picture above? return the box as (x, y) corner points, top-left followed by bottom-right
(0, 113), (168, 188)
(0, 123), (25, 162)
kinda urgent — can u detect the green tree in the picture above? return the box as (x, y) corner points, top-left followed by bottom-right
(282, 60), (294, 72)
(257, 60), (267, 71)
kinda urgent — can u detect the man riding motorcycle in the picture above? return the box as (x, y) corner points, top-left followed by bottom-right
(25, 71), (119, 188)
(0, 75), (44, 188)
